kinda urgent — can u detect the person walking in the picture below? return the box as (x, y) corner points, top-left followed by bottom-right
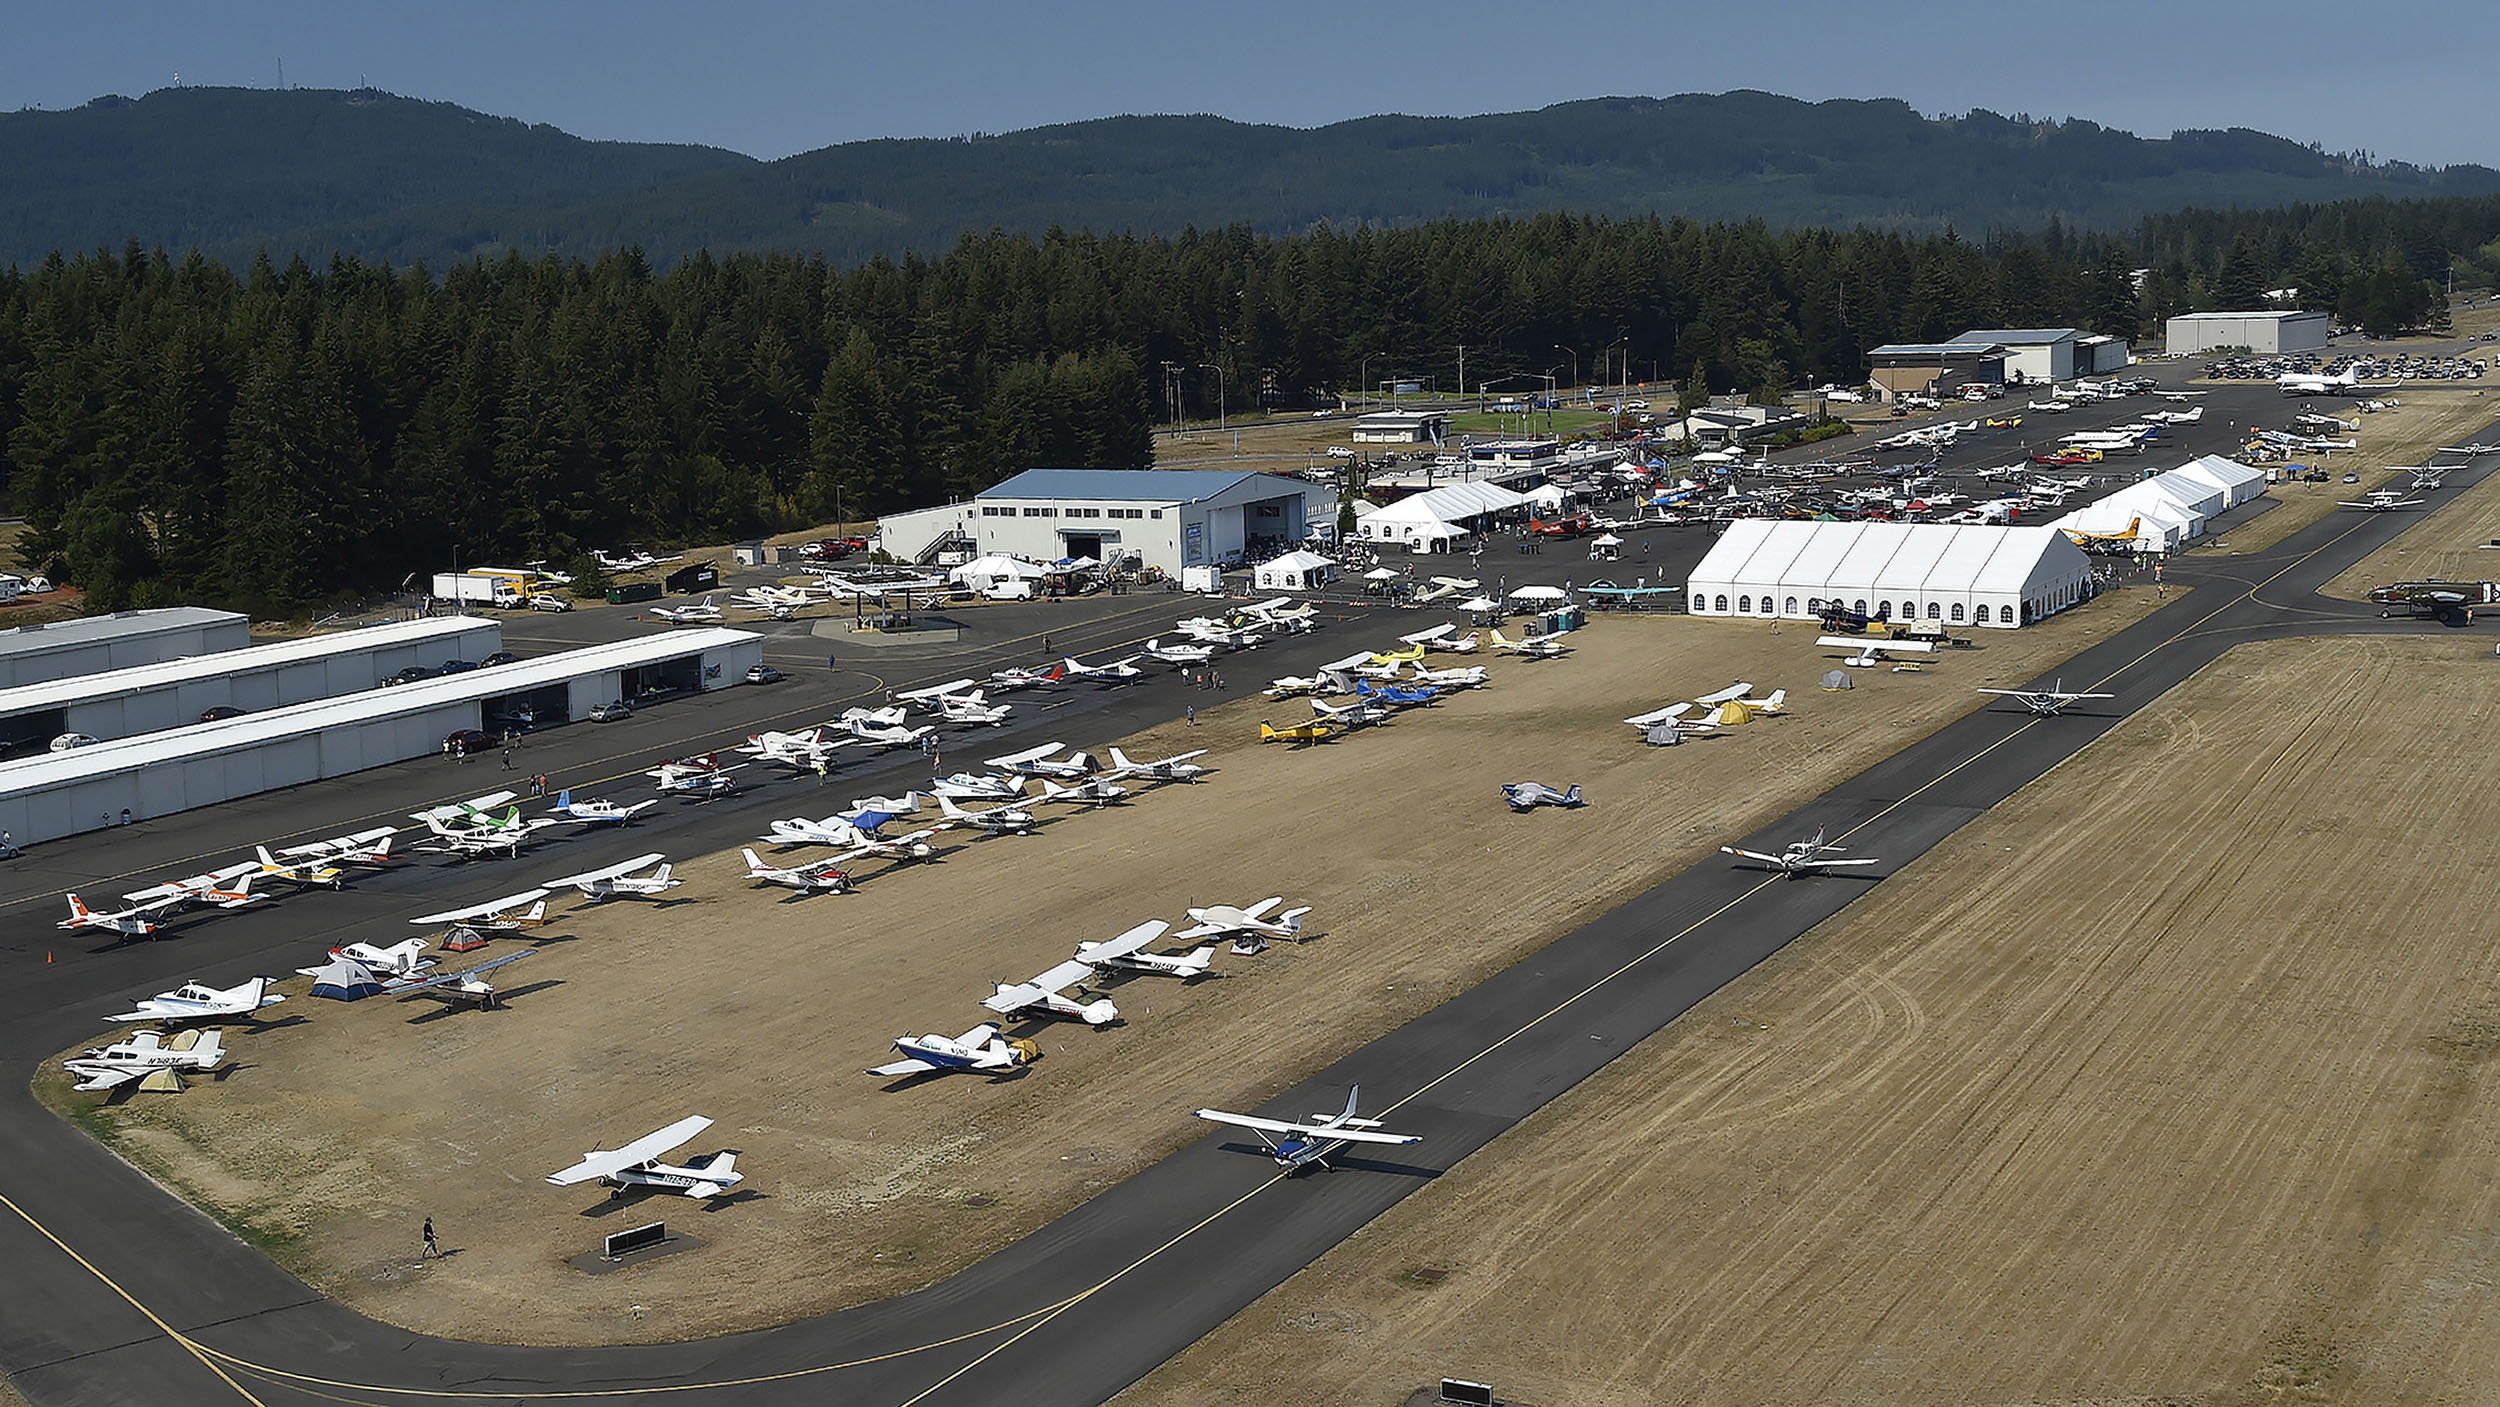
(1186, 703), (1196, 726)
(422, 1217), (440, 1258)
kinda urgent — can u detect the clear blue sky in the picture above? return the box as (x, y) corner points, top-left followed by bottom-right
(5, 0), (2489, 168)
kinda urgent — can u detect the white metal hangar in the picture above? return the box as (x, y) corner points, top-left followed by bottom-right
(0, 615), (501, 755)
(1688, 521), (2097, 628)
(0, 629), (762, 846)
(872, 469), (1323, 574)
(2164, 310), (2331, 356)
(0, 607), (250, 689)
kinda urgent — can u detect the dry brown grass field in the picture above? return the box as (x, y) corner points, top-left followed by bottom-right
(2325, 405), (2500, 599)
(40, 592), (2158, 1347)
(1123, 634), (2500, 1407)
(2190, 392), (2496, 557)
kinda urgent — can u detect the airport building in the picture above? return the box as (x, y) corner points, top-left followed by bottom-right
(1687, 521), (2097, 629)
(0, 616), (501, 755)
(2164, 310), (2331, 356)
(0, 607), (250, 690)
(1866, 341), (2008, 401)
(1351, 410), (1450, 444)
(872, 469), (1321, 574)
(0, 629), (762, 846)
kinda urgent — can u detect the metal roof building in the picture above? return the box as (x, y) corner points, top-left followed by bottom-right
(2164, 310), (2331, 355)
(0, 607), (250, 690)
(0, 628), (762, 847)
(1689, 521), (2096, 629)
(1867, 341), (2007, 402)
(874, 469), (1321, 575)
(0, 615), (501, 754)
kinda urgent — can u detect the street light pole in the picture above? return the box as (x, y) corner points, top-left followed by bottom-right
(1359, 354), (1375, 411)
(1554, 344), (1578, 395)
(1199, 363), (1225, 437)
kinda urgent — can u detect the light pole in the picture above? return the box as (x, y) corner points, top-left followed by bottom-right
(1199, 363), (1225, 436)
(1359, 354), (1375, 411)
(1607, 336), (1629, 395)
(1554, 344), (1578, 395)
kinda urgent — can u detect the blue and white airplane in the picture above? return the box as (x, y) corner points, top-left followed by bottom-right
(867, 1023), (1042, 1078)
(1501, 781), (1584, 811)
(1354, 679), (1441, 708)
(1193, 1085), (1423, 1173)
(107, 976), (286, 1024)
(546, 790), (658, 827)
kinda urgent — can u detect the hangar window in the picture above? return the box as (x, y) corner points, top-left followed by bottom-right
(1713, 594), (1729, 612)
(1806, 597), (1822, 613)
(1150, 510), (1163, 519)
(1737, 595), (1751, 613)
(1853, 599), (1867, 616)
(1974, 605), (1992, 624)
(1927, 602), (1941, 619)
(1784, 596), (1798, 615)
(1951, 603), (1965, 623)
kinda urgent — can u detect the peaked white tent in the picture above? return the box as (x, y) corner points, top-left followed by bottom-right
(949, 555), (1048, 591)
(1689, 520), (2095, 628)
(1253, 550), (1338, 591)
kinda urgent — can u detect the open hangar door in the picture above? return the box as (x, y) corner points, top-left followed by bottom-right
(0, 705), (67, 759)
(485, 681), (574, 732)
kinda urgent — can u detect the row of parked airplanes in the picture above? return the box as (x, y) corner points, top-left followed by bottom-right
(1253, 621), (1569, 747)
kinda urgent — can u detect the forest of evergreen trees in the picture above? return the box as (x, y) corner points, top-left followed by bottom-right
(3, 192), (2494, 613)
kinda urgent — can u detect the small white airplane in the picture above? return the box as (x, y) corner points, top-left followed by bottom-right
(843, 792), (925, 820)
(1174, 618), (1265, 650)
(406, 889), (552, 930)
(647, 756), (746, 796)
(1502, 781), (1585, 811)
(58, 893), (166, 937)
(935, 792), (1041, 835)
(1175, 897), (1311, 954)
(301, 938), (435, 979)
(1264, 671), (1335, 698)
(987, 662), (1067, 691)
(836, 826), (943, 865)
(2338, 492), (2426, 512)
(1412, 575), (1480, 603)
(988, 742), (1094, 779)
(1816, 635), (1936, 668)
(840, 704), (912, 730)
(1192, 1085), (1422, 1172)
(63, 1029), (228, 1093)
(421, 819), (543, 859)
(275, 826), (398, 868)
(545, 1115), (744, 1199)
(1309, 695), (1390, 729)
(2436, 443), (2498, 458)
(847, 718), (937, 750)
(1142, 637), (1219, 668)
(868, 1023), (1040, 1078)
(741, 848), (852, 894)
(108, 977), (286, 1024)
(737, 728), (850, 768)
(546, 790), (659, 827)
(1061, 653), (1146, 685)
(395, 949), (536, 1008)
(928, 772), (1027, 801)
(2278, 367), (2367, 396)
(1239, 599), (1319, 633)
(1622, 703), (1720, 741)
(983, 958), (1120, 1027)
(1038, 777), (1130, 808)
(1489, 628), (1571, 659)
(1977, 678), (2115, 716)
(1101, 747), (1210, 784)
(123, 864), (264, 914)
(411, 791), (522, 827)
(1407, 660), (1489, 689)
(593, 547), (671, 572)
(249, 845), (346, 891)
(1072, 920), (1216, 980)
(1721, 828), (1882, 878)
(895, 678), (983, 709)
(650, 595), (723, 624)
(935, 690), (1013, 727)
(543, 853), (680, 901)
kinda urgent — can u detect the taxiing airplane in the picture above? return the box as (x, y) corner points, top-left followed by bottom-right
(988, 743), (1094, 779)
(1977, 678), (2114, 716)
(2339, 491), (2426, 513)
(983, 958), (1120, 1027)
(868, 1024), (1040, 1078)
(650, 595), (723, 624)
(1192, 1085), (1421, 1172)
(1502, 781), (1585, 811)
(1489, 628), (1571, 659)
(63, 1029), (228, 1093)
(1722, 828), (1882, 878)
(1071, 920), (1215, 980)
(58, 894), (165, 938)
(107, 977), (286, 1024)
(1101, 747), (1210, 784)
(545, 1115), (744, 1199)
(395, 950), (536, 1008)
(741, 848), (852, 894)
(543, 853), (680, 902)
(647, 756), (746, 795)
(1175, 897), (1311, 954)
(546, 790), (658, 827)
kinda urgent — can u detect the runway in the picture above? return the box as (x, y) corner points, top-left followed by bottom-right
(1, 396), (2492, 1405)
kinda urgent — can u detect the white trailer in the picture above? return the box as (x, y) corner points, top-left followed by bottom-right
(432, 572), (523, 607)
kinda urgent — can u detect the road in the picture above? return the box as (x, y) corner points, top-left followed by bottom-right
(0, 383), (2487, 1405)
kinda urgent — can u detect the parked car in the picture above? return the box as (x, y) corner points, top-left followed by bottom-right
(745, 664), (785, 684)
(479, 650), (520, 667)
(198, 705), (248, 723)
(526, 593), (572, 612)
(384, 665), (437, 686)
(442, 729), (495, 757)
(48, 733), (100, 751)
(438, 658), (480, 674)
(588, 700), (633, 722)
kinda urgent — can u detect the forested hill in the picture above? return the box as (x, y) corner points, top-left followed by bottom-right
(6, 87), (2497, 271)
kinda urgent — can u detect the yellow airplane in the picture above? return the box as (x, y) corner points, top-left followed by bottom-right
(1259, 719), (1335, 747)
(1365, 643), (1425, 665)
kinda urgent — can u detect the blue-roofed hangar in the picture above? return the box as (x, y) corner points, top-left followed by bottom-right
(872, 469), (1323, 573)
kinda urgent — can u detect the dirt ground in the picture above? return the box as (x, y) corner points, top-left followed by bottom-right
(41, 592), (2162, 1347)
(1123, 635), (2500, 1407)
(2190, 392), (2498, 558)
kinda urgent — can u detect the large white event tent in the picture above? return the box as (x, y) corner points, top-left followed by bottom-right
(2051, 455), (2266, 554)
(1689, 520), (2096, 629)
(1355, 482), (1528, 547)
(1252, 550), (1338, 591)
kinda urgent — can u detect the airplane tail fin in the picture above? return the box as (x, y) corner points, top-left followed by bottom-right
(1279, 906), (1311, 935)
(651, 864), (673, 885)
(190, 1029), (225, 1065)
(1761, 689), (1787, 713)
(522, 900), (547, 924)
(256, 844), (280, 867)
(1339, 1086), (1361, 1123)
(555, 789), (572, 809)
(67, 893), (93, 920)
(1108, 747), (1137, 771)
(742, 848), (766, 873)
(1563, 785), (1583, 806)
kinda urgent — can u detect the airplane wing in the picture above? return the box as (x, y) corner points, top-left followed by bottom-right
(988, 743), (1063, 767)
(70, 1065), (152, 1091)
(1191, 1109), (1422, 1145)
(1696, 682), (1753, 705)
(867, 1055), (941, 1077)
(407, 888), (552, 925)
(1719, 846), (1783, 865)
(541, 853), (667, 889)
(1802, 857), (1883, 868)
(1080, 920), (1171, 964)
(1021, 957), (1097, 995)
(545, 1114), (712, 1186)
(394, 949), (535, 995)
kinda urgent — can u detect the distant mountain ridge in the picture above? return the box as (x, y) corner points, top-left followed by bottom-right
(4, 86), (2494, 271)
